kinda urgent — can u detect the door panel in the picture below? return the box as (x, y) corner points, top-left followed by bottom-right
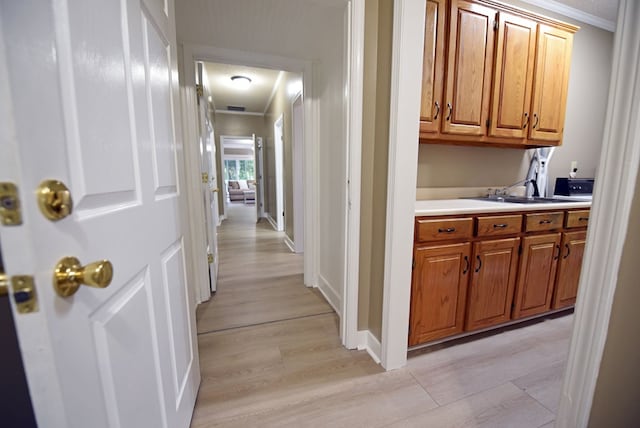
(553, 231), (586, 309)
(466, 238), (519, 331)
(419, 0), (446, 135)
(409, 242), (471, 345)
(443, 0), (495, 136)
(529, 25), (573, 141)
(0, 0), (199, 426)
(489, 12), (536, 138)
(513, 233), (561, 318)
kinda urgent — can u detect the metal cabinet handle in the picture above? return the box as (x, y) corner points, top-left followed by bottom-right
(475, 255), (482, 273)
(539, 219), (552, 225)
(434, 101), (440, 120)
(579, 217), (589, 222)
(463, 256), (470, 274)
(438, 227), (456, 233)
(554, 244), (561, 260)
(446, 103), (452, 121)
(493, 224), (508, 229)
(522, 113), (529, 129)
(532, 113), (539, 129)
(563, 243), (571, 259)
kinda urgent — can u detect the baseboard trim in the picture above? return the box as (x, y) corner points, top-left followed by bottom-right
(357, 330), (382, 365)
(266, 214), (278, 231)
(317, 274), (341, 315)
(284, 235), (295, 253)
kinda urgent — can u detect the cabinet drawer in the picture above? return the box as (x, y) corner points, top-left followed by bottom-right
(415, 217), (473, 242)
(566, 210), (590, 228)
(476, 215), (522, 237)
(525, 212), (564, 232)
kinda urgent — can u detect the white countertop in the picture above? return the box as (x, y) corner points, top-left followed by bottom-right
(415, 198), (591, 216)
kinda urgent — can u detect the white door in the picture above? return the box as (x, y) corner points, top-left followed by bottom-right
(291, 93), (305, 253)
(0, 1), (200, 427)
(197, 87), (219, 293)
(255, 136), (265, 219)
(273, 115), (285, 232)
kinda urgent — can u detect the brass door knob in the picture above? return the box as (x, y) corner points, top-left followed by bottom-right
(37, 180), (73, 221)
(54, 257), (113, 297)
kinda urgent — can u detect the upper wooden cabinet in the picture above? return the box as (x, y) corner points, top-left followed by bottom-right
(442, 0), (495, 136)
(419, 0), (578, 148)
(419, 0), (447, 135)
(489, 12), (537, 139)
(529, 25), (574, 142)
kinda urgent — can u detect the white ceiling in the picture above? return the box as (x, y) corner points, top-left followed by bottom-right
(551, 0), (618, 22)
(203, 63), (282, 114)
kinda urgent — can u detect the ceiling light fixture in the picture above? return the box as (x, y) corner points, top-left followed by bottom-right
(230, 75), (252, 89)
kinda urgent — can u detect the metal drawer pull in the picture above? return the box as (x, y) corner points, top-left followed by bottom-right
(475, 255), (482, 273)
(434, 101), (440, 120)
(493, 223), (508, 228)
(463, 256), (470, 274)
(554, 244), (561, 260)
(532, 113), (539, 129)
(563, 243), (571, 259)
(446, 103), (452, 121)
(539, 219), (552, 224)
(438, 227), (456, 233)
(578, 217), (589, 222)
(522, 112), (529, 129)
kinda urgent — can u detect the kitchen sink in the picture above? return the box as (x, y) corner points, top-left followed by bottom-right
(466, 196), (580, 204)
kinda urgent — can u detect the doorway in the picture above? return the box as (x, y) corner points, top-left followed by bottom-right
(273, 114), (284, 232)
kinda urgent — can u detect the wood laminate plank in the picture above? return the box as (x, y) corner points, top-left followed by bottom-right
(389, 382), (554, 428)
(513, 360), (566, 413)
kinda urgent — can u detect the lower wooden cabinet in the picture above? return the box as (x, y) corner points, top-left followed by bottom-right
(465, 237), (520, 331)
(552, 231), (587, 309)
(512, 233), (561, 319)
(409, 242), (471, 346)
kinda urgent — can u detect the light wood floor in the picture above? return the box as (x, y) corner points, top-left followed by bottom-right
(192, 203), (572, 427)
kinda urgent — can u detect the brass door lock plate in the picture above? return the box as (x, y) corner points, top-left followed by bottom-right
(0, 182), (22, 226)
(0, 273), (8, 296)
(11, 275), (38, 314)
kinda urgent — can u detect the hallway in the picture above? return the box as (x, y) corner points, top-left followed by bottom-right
(191, 203), (571, 427)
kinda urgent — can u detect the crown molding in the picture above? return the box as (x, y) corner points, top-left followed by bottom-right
(517, 0), (616, 32)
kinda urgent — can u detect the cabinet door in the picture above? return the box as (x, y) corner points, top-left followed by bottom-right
(466, 237), (520, 331)
(420, 0), (447, 135)
(513, 233), (561, 319)
(442, 0), (496, 136)
(488, 12), (537, 139)
(409, 242), (471, 345)
(529, 25), (574, 142)
(553, 231), (586, 309)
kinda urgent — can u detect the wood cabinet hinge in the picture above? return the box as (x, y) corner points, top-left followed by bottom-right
(486, 118), (491, 128)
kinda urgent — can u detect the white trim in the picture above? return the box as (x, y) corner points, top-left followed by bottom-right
(342, 0), (365, 350)
(380, 0), (425, 370)
(273, 114), (285, 232)
(283, 235), (295, 253)
(356, 330), (382, 365)
(317, 274), (342, 314)
(557, 2), (638, 426)
(214, 110), (264, 117)
(266, 213), (279, 231)
(255, 135), (265, 219)
(264, 70), (284, 114)
(517, 0), (616, 32)
(291, 91), (305, 254)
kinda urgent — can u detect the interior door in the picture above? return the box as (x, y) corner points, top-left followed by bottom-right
(0, 1), (200, 427)
(196, 66), (218, 294)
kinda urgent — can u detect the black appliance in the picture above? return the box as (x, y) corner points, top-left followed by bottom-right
(553, 178), (595, 197)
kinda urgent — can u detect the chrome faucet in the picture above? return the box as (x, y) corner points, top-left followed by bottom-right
(494, 178), (540, 198)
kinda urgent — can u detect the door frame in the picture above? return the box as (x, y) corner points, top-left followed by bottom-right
(272, 113), (285, 232)
(291, 91), (305, 253)
(180, 0), (364, 347)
